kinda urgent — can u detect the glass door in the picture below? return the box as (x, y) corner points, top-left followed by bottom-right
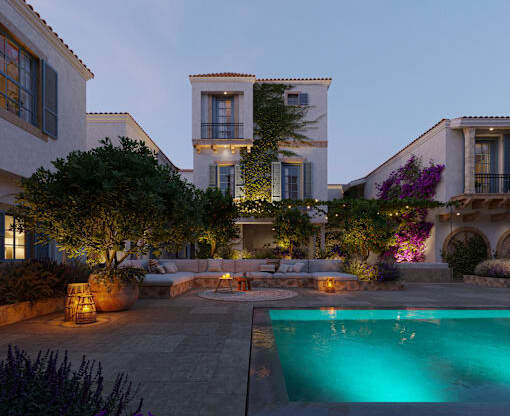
(214, 97), (233, 138)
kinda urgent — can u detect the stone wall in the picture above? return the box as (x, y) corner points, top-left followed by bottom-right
(464, 275), (510, 288)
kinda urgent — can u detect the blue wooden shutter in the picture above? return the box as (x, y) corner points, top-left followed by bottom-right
(271, 162), (282, 202)
(42, 61), (58, 138)
(209, 165), (217, 188)
(0, 212), (4, 261)
(504, 134), (510, 192)
(234, 164), (244, 199)
(303, 162), (312, 199)
(299, 93), (308, 105)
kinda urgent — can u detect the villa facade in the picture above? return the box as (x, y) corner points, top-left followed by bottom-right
(0, 0), (93, 261)
(189, 72), (332, 251)
(347, 117), (510, 262)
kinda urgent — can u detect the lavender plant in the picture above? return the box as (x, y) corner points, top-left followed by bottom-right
(475, 259), (510, 278)
(0, 346), (143, 416)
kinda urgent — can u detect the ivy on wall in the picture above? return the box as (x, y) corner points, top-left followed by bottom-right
(239, 83), (312, 201)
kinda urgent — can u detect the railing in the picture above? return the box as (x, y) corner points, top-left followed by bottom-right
(201, 123), (243, 139)
(475, 173), (510, 193)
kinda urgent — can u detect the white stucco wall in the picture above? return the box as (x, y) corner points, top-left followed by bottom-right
(0, 0), (89, 184)
(193, 147), (241, 190)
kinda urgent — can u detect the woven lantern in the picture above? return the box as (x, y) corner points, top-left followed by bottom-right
(75, 294), (97, 324)
(65, 283), (91, 322)
(325, 278), (336, 293)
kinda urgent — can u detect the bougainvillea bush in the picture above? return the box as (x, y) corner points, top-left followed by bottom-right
(377, 155), (444, 262)
(0, 346), (143, 416)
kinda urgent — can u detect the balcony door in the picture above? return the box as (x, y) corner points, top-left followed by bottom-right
(475, 139), (497, 193)
(214, 97), (233, 139)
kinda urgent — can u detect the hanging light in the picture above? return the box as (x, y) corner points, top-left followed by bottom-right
(75, 294), (97, 324)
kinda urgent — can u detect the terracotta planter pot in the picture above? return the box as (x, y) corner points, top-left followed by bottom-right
(88, 274), (139, 312)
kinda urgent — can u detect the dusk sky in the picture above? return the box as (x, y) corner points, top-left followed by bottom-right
(31, 0), (510, 183)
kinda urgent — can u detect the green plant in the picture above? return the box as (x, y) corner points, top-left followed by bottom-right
(442, 235), (489, 279)
(474, 259), (510, 278)
(16, 138), (201, 281)
(0, 345), (142, 416)
(344, 259), (379, 281)
(240, 83), (313, 201)
(0, 259), (91, 305)
(198, 188), (239, 257)
(273, 208), (314, 258)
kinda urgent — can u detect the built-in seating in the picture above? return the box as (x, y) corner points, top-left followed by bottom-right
(125, 259), (354, 298)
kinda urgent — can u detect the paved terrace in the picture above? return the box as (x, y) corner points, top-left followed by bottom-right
(1, 283), (510, 415)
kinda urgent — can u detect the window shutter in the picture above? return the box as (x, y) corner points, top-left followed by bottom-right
(299, 93), (309, 105)
(0, 212), (4, 261)
(303, 162), (312, 199)
(271, 162), (282, 202)
(490, 141), (498, 192)
(504, 134), (510, 175)
(234, 164), (244, 199)
(209, 165), (217, 188)
(42, 61), (58, 138)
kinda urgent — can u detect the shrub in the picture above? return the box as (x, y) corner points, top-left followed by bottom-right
(0, 259), (91, 305)
(345, 260), (379, 281)
(475, 259), (510, 278)
(0, 346), (143, 416)
(377, 261), (400, 281)
(442, 235), (488, 279)
(273, 208), (314, 258)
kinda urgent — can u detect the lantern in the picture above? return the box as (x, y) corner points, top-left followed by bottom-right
(65, 283), (91, 322)
(75, 294), (97, 324)
(325, 278), (336, 293)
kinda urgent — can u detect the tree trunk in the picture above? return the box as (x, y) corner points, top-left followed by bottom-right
(210, 240), (217, 258)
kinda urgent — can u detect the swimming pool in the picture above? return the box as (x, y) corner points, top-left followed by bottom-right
(269, 308), (510, 403)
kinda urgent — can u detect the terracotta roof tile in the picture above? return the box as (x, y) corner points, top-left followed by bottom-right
(461, 116), (510, 119)
(257, 77), (332, 82)
(189, 72), (255, 78)
(22, 0), (94, 77)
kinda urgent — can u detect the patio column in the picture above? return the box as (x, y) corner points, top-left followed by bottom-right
(463, 127), (476, 194)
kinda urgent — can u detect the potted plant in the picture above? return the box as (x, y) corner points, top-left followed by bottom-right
(16, 138), (201, 312)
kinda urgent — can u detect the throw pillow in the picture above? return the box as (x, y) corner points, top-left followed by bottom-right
(259, 264), (276, 273)
(207, 259), (222, 272)
(148, 259), (165, 274)
(292, 262), (305, 273)
(163, 262), (178, 274)
(277, 263), (290, 273)
(122, 259), (146, 271)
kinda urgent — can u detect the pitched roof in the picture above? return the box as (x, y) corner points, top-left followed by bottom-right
(257, 77), (332, 82)
(189, 72), (255, 78)
(21, 0), (94, 78)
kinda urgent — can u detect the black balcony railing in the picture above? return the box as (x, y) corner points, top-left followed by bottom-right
(475, 173), (510, 193)
(201, 123), (243, 139)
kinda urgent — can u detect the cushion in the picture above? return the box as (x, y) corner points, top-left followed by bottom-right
(162, 262), (178, 273)
(195, 272), (225, 279)
(292, 262), (306, 273)
(121, 259), (147, 271)
(142, 272), (194, 286)
(246, 272), (273, 279)
(173, 259), (200, 273)
(222, 260), (236, 273)
(273, 272), (311, 279)
(309, 260), (343, 273)
(277, 263), (291, 273)
(235, 260), (267, 273)
(208, 259), (222, 272)
(148, 259), (165, 274)
(312, 272), (357, 281)
(259, 264), (276, 273)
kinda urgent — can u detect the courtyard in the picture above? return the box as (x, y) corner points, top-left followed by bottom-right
(2, 283), (510, 416)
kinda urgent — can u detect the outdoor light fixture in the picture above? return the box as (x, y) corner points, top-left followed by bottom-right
(223, 91), (227, 95)
(489, 127), (494, 131)
(65, 283), (93, 322)
(325, 278), (336, 293)
(456, 212), (461, 216)
(75, 294), (97, 324)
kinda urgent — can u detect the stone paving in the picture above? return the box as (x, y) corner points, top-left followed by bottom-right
(1, 283), (510, 415)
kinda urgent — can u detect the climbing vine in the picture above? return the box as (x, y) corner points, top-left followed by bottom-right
(240, 83), (312, 201)
(377, 155), (445, 262)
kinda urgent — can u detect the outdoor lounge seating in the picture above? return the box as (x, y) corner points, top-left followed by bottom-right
(131, 259), (354, 298)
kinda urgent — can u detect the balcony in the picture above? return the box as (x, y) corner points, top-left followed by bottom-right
(475, 174), (510, 194)
(201, 123), (243, 140)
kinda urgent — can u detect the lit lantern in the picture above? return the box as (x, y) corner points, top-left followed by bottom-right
(75, 294), (97, 324)
(65, 283), (91, 322)
(325, 278), (336, 293)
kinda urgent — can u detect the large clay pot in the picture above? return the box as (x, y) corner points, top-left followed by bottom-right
(88, 274), (139, 312)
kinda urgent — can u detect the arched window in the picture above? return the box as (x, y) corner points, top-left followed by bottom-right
(496, 231), (510, 259)
(443, 227), (490, 257)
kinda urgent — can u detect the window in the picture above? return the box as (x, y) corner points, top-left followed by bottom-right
(214, 97), (233, 138)
(3, 215), (25, 260)
(475, 141), (491, 174)
(0, 31), (37, 125)
(287, 92), (308, 106)
(219, 165), (235, 196)
(282, 164), (300, 200)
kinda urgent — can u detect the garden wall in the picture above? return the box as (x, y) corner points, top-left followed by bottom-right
(0, 298), (65, 327)
(464, 275), (510, 288)
(396, 263), (451, 282)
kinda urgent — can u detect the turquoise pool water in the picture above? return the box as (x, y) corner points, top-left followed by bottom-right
(269, 309), (510, 403)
